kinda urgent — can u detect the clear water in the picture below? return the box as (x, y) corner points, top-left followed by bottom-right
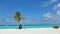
(0, 25), (54, 29)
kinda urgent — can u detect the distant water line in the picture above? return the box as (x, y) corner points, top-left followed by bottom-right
(0, 25), (55, 29)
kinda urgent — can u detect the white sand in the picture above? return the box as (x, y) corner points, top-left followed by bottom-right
(0, 28), (60, 34)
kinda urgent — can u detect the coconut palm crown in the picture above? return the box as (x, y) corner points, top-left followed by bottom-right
(14, 11), (24, 25)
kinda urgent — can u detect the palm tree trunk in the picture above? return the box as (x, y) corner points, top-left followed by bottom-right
(18, 21), (20, 26)
(18, 21), (22, 29)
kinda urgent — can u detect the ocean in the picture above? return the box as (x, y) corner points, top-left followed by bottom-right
(0, 25), (54, 29)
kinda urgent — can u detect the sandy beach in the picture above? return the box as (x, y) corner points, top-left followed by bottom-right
(0, 28), (60, 34)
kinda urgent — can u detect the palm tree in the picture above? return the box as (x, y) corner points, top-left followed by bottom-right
(14, 11), (24, 29)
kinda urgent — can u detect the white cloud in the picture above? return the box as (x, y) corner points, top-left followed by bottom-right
(43, 12), (60, 24)
(53, 3), (60, 10)
(50, 0), (57, 2)
(43, 2), (60, 23)
(57, 3), (60, 10)
(43, 13), (52, 19)
(40, 0), (58, 7)
(57, 3), (60, 7)
(53, 2), (60, 15)
(42, 1), (60, 25)
(57, 11), (60, 15)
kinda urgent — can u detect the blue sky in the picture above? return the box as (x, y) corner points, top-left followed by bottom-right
(0, 0), (60, 26)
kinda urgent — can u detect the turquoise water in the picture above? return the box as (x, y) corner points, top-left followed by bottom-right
(0, 26), (54, 29)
